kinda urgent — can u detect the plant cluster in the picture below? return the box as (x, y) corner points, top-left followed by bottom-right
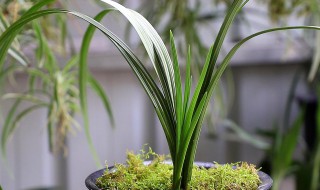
(96, 149), (261, 190)
(0, 0), (113, 164)
(261, 0), (319, 22)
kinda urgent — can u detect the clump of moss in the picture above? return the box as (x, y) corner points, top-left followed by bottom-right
(189, 162), (261, 190)
(96, 149), (261, 190)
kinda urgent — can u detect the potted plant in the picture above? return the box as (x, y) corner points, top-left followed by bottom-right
(1, 0), (320, 189)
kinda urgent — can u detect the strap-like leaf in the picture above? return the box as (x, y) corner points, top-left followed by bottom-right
(183, 46), (192, 118)
(1, 99), (21, 157)
(79, 9), (114, 166)
(170, 32), (183, 156)
(271, 112), (304, 189)
(183, 46), (213, 139)
(0, 0), (55, 69)
(198, 0), (244, 100)
(88, 75), (114, 126)
(100, 0), (176, 115)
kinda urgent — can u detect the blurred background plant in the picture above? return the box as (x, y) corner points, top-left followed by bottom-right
(262, 0), (320, 82)
(0, 0), (113, 165)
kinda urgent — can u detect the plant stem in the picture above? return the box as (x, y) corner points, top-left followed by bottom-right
(311, 145), (320, 190)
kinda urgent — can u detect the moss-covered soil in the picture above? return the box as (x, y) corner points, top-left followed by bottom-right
(96, 149), (261, 190)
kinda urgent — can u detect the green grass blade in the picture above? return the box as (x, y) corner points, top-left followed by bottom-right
(0, 65), (22, 81)
(0, 12), (9, 30)
(32, 21), (58, 71)
(28, 74), (36, 95)
(23, 0), (55, 16)
(71, 8), (175, 163)
(183, 46), (192, 117)
(8, 47), (29, 66)
(0, 0), (54, 69)
(271, 111), (304, 190)
(62, 55), (79, 74)
(183, 47), (213, 138)
(208, 26), (320, 99)
(308, 31), (320, 81)
(79, 9), (113, 166)
(1, 99), (21, 157)
(7, 103), (48, 141)
(88, 75), (114, 126)
(312, 88), (320, 190)
(222, 120), (270, 149)
(26, 68), (52, 85)
(173, 92), (208, 189)
(311, 145), (320, 190)
(2, 93), (47, 105)
(199, 0), (244, 97)
(100, 0), (176, 113)
(178, 3), (249, 179)
(47, 102), (55, 152)
(170, 32), (183, 154)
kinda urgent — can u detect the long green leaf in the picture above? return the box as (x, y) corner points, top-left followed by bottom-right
(100, 0), (176, 119)
(62, 55), (79, 74)
(7, 103), (48, 143)
(208, 26), (320, 99)
(0, 0), (54, 69)
(79, 9), (114, 166)
(183, 46), (213, 139)
(8, 47), (29, 66)
(222, 120), (270, 149)
(312, 88), (320, 190)
(170, 32), (183, 156)
(183, 46), (192, 118)
(0, 65), (22, 81)
(2, 93), (47, 105)
(173, 92), (208, 189)
(88, 75), (114, 126)
(198, 0), (245, 100)
(23, 0), (55, 16)
(271, 112), (304, 190)
(1, 99), (21, 157)
(47, 101), (55, 152)
(75, 7), (174, 165)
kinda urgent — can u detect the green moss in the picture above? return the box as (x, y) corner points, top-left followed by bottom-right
(96, 149), (261, 190)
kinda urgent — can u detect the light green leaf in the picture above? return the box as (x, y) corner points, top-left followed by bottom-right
(1, 99), (21, 157)
(170, 32), (183, 154)
(88, 75), (114, 127)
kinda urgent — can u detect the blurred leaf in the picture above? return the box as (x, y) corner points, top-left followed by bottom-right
(8, 47), (29, 66)
(1, 99), (21, 157)
(2, 93), (47, 104)
(6, 103), (48, 143)
(271, 111), (304, 190)
(88, 75), (114, 127)
(79, 9), (114, 167)
(222, 120), (270, 150)
(308, 29), (320, 81)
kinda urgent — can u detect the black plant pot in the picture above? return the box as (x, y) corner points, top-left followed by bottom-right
(85, 162), (273, 190)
